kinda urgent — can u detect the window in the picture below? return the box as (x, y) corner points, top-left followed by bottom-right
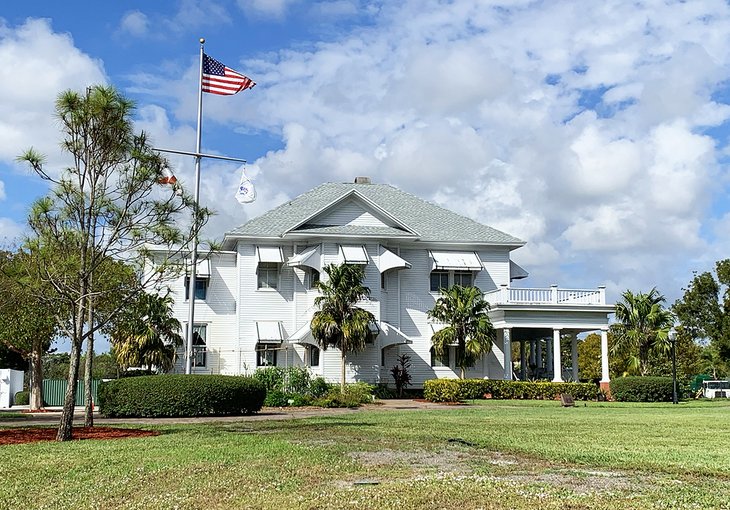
(306, 269), (320, 290)
(258, 262), (279, 289)
(430, 271), (449, 292)
(184, 277), (208, 300)
(256, 344), (277, 367)
(192, 325), (207, 368)
(306, 345), (320, 367)
(454, 271), (473, 287)
(430, 347), (450, 368)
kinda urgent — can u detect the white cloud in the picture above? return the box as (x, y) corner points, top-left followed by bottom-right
(214, 1), (730, 298)
(237, 0), (299, 19)
(119, 10), (149, 38)
(0, 18), (106, 171)
(0, 217), (26, 245)
(134, 0), (730, 300)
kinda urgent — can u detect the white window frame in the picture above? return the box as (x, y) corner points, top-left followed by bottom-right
(257, 262), (280, 290)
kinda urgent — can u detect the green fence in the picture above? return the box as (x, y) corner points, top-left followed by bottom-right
(42, 379), (101, 406)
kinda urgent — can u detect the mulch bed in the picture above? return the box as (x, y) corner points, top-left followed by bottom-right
(0, 427), (160, 445)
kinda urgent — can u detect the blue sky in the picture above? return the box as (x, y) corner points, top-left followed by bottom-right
(2, 0), (730, 321)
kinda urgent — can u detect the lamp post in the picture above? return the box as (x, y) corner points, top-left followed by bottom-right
(669, 328), (678, 404)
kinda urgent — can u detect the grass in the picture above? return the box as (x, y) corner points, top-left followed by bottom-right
(0, 412), (26, 419)
(2, 400), (730, 509)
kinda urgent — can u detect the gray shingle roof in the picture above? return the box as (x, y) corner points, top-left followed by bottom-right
(225, 182), (524, 246)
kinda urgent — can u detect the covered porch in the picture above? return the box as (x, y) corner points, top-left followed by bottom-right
(485, 284), (614, 389)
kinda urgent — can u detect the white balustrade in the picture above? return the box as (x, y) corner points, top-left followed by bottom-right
(485, 286), (605, 305)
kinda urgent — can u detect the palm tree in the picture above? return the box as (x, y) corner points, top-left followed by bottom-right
(310, 263), (376, 392)
(611, 288), (674, 376)
(428, 285), (496, 379)
(111, 292), (183, 372)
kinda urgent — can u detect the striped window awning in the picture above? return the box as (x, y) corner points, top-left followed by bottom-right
(256, 321), (283, 344)
(339, 245), (368, 264)
(287, 245), (321, 272)
(375, 245), (411, 273)
(186, 259), (211, 277)
(429, 250), (483, 271)
(257, 246), (284, 264)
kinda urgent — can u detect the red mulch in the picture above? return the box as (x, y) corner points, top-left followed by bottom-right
(0, 427), (160, 445)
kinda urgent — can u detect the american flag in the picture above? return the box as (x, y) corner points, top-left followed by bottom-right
(202, 54), (255, 96)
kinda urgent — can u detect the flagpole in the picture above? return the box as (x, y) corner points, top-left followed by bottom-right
(185, 38), (205, 375)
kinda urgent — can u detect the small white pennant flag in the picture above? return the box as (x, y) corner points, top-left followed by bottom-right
(235, 167), (256, 204)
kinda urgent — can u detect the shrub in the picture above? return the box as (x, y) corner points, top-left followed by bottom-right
(313, 390), (362, 408)
(14, 391), (29, 406)
(373, 384), (396, 399)
(308, 377), (330, 398)
(253, 367), (285, 392)
(282, 366), (312, 394)
(424, 379), (598, 403)
(254, 367), (327, 406)
(610, 376), (674, 402)
(391, 354), (412, 397)
(98, 374), (266, 417)
(312, 383), (375, 408)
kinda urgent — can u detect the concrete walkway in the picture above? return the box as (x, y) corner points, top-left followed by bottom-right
(0, 399), (446, 427)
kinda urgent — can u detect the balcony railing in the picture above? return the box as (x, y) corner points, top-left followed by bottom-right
(484, 285), (606, 305)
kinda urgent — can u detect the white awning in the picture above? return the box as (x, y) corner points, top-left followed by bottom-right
(375, 246), (411, 273)
(256, 321), (283, 344)
(339, 245), (368, 264)
(510, 260), (529, 281)
(429, 322), (448, 334)
(286, 322), (319, 347)
(257, 246), (284, 263)
(379, 322), (413, 348)
(429, 250), (483, 271)
(185, 259), (210, 277)
(287, 245), (321, 272)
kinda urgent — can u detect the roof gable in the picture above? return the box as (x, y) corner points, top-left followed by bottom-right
(290, 191), (416, 236)
(224, 182), (525, 246)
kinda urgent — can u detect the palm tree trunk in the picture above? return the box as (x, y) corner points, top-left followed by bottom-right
(341, 350), (346, 394)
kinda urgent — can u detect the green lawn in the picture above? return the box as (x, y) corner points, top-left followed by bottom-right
(2, 400), (730, 509)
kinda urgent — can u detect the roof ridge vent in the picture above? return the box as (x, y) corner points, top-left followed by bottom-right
(354, 176), (371, 184)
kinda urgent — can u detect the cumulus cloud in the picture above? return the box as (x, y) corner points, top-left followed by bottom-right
(119, 10), (149, 38)
(0, 18), (106, 171)
(237, 0), (300, 19)
(236, 0), (730, 297)
(123, 0), (730, 299)
(0, 217), (26, 245)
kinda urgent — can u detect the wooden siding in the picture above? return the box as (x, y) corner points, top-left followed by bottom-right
(170, 253), (238, 374)
(162, 238), (608, 387)
(310, 196), (397, 228)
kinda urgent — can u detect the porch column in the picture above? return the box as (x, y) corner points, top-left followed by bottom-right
(536, 340), (543, 372)
(503, 328), (512, 380)
(552, 329), (563, 382)
(529, 340), (536, 366)
(546, 337), (553, 378)
(520, 339), (526, 380)
(571, 335), (579, 381)
(600, 328), (610, 384)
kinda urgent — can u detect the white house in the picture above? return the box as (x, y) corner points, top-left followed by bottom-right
(160, 177), (614, 390)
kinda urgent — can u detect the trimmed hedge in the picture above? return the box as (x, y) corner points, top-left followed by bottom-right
(424, 379), (598, 403)
(14, 391), (29, 406)
(610, 376), (674, 402)
(98, 375), (266, 417)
